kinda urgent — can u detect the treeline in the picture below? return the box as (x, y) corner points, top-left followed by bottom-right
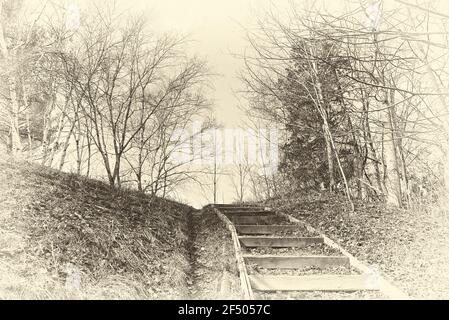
(0, 1), (210, 196)
(240, 1), (449, 208)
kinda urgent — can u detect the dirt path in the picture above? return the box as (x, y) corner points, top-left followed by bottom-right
(186, 207), (241, 299)
(185, 209), (200, 298)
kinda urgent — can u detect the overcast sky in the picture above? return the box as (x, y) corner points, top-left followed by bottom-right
(136, 0), (283, 126)
(57, 0), (449, 129)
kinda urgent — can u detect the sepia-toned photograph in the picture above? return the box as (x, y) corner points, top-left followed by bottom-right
(1, 0), (449, 305)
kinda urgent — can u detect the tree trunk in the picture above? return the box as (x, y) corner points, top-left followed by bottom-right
(41, 93), (56, 166)
(86, 142), (91, 177)
(389, 90), (409, 207)
(75, 112), (83, 175)
(112, 155), (122, 188)
(365, 106), (385, 196)
(323, 123), (335, 191)
(84, 117), (92, 177)
(1, 3), (22, 157)
(59, 120), (76, 171)
(48, 98), (70, 167)
(26, 111), (32, 155)
(8, 77), (22, 156)
(22, 82), (33, 156)
(213, 151), (217, 204)
(347, 117), (364, 199)
(383, 91), (403, 207)
(75, 135), (81, 175)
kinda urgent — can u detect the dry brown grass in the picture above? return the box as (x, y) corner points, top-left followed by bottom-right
(0, 157), (193, 299)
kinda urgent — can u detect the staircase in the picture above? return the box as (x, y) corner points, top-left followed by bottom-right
(213, 204), (384, 299)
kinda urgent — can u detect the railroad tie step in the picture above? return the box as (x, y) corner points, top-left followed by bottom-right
(239, 236), (324, 248)
(224, 210), (275, 216)
(235, 225), (300, 235)
(249, 274), (380, 292)
(243, 255), (350, 269)
(215, 205), (265, 211)
(230, 215), (281, 225)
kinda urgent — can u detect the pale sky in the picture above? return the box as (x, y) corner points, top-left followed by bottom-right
(106, 0), (336, 127)
(150, 0), (251, 125)
(132, 0), (277, 126)
(62, 0), (449, 126)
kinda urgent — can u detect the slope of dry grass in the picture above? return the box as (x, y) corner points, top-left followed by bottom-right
(0, 157), (193, 299)
(265, 191), (449, 299)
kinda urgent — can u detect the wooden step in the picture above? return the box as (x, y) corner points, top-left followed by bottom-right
(235, 225), (301, 235)
(239, 236), (324, 248)
(215, 205), (264, 210)
(224, 210), (274, 216)
(249, 274), (379, 292)
(244, 255), (350, 269)
(230, 215), (283, 225)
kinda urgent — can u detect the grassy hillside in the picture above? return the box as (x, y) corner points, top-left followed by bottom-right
(0, 157), (194, 299)
(265, 191), (449, 299)
(189, 206), (241, 299)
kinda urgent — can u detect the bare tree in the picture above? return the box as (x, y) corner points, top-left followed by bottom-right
(58, 11), (209, 189)
(239, 0), (449, 209)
